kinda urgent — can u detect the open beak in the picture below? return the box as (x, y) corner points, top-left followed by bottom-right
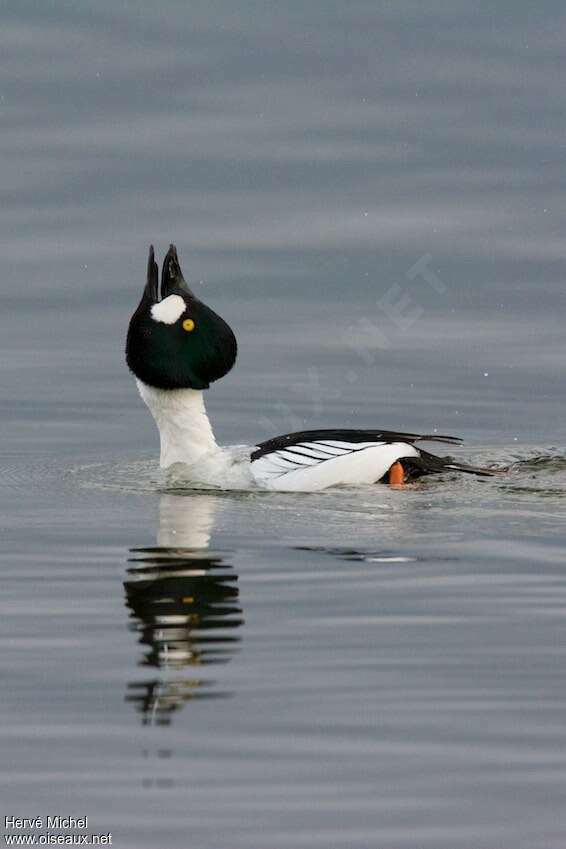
(142, 245), (159, 304)
(161, 243), (195, 300)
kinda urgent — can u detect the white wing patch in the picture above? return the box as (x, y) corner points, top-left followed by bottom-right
(151, 294), (186, 325)
(250, 440), (419, 492)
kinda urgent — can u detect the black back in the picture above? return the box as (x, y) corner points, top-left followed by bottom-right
(251, 429), (462, 460)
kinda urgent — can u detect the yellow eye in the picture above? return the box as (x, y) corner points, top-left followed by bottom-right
(182, 318), (195, 332)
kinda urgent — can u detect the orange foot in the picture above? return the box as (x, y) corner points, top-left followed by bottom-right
(388, 461), (404, 486)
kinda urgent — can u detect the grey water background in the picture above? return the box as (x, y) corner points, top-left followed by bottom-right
(2, 2), (566, 847)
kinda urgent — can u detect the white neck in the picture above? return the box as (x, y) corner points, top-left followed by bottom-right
(136, 380), (217, 468)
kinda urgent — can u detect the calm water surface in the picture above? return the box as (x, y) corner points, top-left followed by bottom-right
(2, 2), (566, 848)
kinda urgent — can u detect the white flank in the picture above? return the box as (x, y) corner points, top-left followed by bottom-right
(150, 294), (186, 325)
(250, 441), (419, 492)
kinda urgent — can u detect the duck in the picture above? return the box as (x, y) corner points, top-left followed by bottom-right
(125, 244), (497, 492)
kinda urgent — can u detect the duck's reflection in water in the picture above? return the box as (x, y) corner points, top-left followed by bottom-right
(124, 494), (243, 725)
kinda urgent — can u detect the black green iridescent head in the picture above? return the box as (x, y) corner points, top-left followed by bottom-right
(126, 245), (237, 390)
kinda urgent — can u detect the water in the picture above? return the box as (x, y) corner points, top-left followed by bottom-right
(2, 2), (566, 847)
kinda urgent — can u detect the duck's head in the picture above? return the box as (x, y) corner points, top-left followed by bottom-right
(126, 245), (237, 390)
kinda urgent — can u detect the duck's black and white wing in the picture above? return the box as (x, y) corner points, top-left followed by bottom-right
(249, 428), (467, 492)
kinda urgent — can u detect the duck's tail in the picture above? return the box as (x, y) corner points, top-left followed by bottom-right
(404, 448), (507, 480)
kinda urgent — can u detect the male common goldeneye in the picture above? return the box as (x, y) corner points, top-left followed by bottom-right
(125, 245), (496, 491)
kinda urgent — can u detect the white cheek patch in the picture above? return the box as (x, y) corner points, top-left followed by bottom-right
(150, 294), (186, 325)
